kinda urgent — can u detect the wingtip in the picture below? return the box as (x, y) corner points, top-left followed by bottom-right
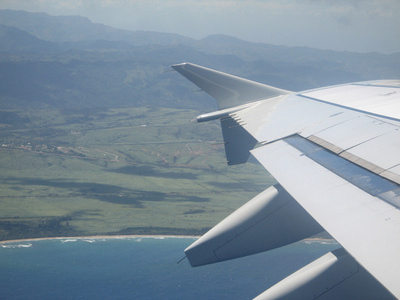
(171, 62), (189, 70)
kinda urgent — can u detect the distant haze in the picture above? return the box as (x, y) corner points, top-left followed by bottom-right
(0, 0), (399, 54)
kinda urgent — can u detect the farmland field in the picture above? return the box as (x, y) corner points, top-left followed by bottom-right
(0, 107), (272, 240)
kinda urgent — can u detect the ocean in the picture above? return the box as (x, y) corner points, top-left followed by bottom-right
(0, 237), (338, 300)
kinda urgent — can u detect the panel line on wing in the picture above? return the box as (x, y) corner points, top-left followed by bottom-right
(298, 94), (400, 122)
(301, 131), (400, 185)
(284, 135), (400, 209)
(351, 83), (400, 89)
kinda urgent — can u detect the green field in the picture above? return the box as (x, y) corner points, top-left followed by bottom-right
(0, 107), (273, 240)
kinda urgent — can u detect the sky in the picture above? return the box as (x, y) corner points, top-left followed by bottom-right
(0, 0), (399, 54)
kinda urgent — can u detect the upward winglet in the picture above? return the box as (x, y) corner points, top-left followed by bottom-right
(172, 63), (291, 110)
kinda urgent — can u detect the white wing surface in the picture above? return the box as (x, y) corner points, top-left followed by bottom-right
(172, 63), (400, 299)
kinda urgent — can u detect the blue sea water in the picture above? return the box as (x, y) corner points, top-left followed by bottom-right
(0, 237), (338, 300)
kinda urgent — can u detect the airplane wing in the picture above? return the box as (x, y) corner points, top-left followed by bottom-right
(172, 63), (400, 299)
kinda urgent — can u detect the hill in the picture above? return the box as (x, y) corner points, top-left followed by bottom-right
(0, 24), (59, 53)
(0, 9), (193, 45)
(0, 10), (399, 110)
(0, 9), (399, 240)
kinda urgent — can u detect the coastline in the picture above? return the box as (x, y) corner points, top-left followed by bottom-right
(0, 235), (334, 245)
(0, 235), (200, 245)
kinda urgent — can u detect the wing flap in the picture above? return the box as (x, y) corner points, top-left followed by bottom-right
(234, 90), (400, 183)
(251, 136), (400, 298)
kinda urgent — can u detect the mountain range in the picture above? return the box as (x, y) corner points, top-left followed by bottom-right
(0, 9), (399, 110)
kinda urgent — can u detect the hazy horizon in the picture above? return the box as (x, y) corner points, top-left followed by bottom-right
(0, 0), (399, 54)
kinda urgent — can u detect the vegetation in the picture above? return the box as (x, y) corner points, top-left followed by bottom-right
(0, 107), (272, 240)
(0, 9), (398, 241)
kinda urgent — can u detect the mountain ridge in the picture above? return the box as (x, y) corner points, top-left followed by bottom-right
(0, 9), (399, 111)
(1, 9), (399, 56)
(0, 9), (195, 46)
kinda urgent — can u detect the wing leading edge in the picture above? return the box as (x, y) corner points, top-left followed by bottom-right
(172, 62), (400, 299)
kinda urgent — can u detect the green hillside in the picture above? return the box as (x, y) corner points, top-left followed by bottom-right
(0, 107), (271, 240)
(0, 9), (398, 240)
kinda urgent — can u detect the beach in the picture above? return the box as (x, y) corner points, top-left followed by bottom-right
(0, 234), (333, 245)
(0, 234), (199, 245)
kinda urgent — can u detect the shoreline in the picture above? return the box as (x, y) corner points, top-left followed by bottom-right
(0, 235), (201, 245)
(0, 235), (335, 245)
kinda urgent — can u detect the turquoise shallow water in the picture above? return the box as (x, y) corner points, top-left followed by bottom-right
(0, 237), (338, 300)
